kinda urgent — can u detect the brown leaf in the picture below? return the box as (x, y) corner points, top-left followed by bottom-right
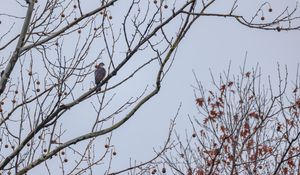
(220, 84), (226, 91)
(283, 167), (288, 174)
(249, 112), (259, 119)
(227, 81), (234, 87)
(218, 97), (224, 104)
(245, 72), (251, 78)
(196, 169), (205, 175)
(295, 98), (300, 108)
(220, 125), (226, 133)
(210, 110), (218, 117)
(196, 98), (205, 107)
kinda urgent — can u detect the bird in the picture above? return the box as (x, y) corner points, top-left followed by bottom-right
(94, 62), (106, 92)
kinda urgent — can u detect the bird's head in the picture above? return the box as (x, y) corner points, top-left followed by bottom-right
(99, 62), (105, 67)
(95, 62), (105, 69)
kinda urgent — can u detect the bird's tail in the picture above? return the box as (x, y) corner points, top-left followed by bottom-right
(96, 85), (101, 92)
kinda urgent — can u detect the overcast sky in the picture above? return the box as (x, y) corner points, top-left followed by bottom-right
(1, 0), (300, 174)
(107, 1), (300, 173)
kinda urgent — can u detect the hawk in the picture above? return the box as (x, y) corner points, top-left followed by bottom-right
(94, 62), (106, 92)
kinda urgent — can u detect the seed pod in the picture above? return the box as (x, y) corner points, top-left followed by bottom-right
(113, 151), (117, 156)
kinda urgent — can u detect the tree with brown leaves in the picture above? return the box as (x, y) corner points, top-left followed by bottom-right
(162, 63), (300, 175)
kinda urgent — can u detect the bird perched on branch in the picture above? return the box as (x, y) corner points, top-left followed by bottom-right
(94, 62), (106, 92)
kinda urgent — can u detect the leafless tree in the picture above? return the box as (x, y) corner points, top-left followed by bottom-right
(0, 0), (299, 174)
(161, 61), (300, 175)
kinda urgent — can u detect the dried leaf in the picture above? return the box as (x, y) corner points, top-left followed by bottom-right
(196, 98), (205, 107)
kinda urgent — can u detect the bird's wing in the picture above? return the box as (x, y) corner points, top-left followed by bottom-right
(95, 68), (106, 85)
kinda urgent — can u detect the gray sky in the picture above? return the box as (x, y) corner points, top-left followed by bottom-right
(1, 0), (300, 174)
(106, 2), (300, 173)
